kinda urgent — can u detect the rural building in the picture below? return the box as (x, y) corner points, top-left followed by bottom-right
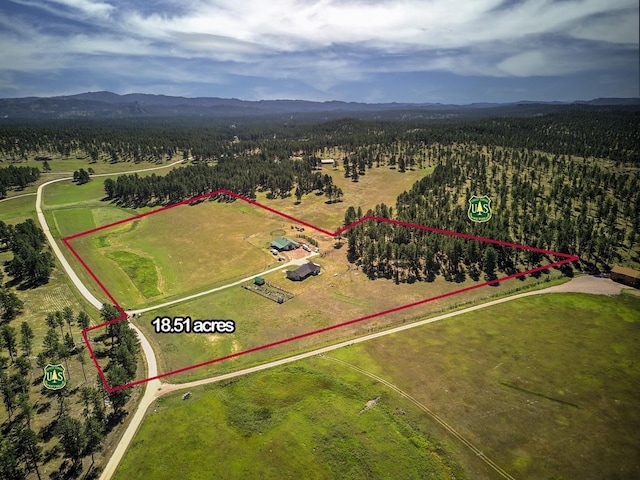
(286, 262), (320, 281)
(270, 237), (299, 251)
(320, 159), (335, 165)
(254, 276), (265, 286)
(610, 266), (640, 288)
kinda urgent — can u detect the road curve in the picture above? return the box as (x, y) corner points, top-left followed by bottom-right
(98, 323), (161, 480)
(35, 159), (186, 310)
(31, 160), (184, 480)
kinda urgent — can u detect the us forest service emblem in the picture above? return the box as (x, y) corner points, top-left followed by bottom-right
(468, 195), (492, 223)
(43, 364), (67, 390)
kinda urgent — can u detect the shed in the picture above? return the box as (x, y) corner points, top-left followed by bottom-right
(610, 266), (640, 288)
(271, 237), (299, 251)
(254, 276), (265, 286)
(287, 262), (320, 281)
(320, 159), (335, 165)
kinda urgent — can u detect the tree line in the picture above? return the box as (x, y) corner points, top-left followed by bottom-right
(0, 165), (41, 198)
(1, 108), (638, 168)
(1, 219), (55, 287)
(103, 155), (338, 206)
(0, 304), (140, 479)
(343, 143), (638, 282)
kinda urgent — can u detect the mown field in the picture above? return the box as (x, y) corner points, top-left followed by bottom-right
(114, 292), (640, 480)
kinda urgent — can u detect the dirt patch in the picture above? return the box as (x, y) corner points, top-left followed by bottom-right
(545, 276), (627, 296)
(286, 248), (313, 261)
(359, 396), (381, 414)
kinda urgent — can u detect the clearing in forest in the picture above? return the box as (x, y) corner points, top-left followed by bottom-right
(65, 189), (578, 391)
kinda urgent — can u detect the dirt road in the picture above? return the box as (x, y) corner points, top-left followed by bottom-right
(155, 275), (626, 398)
(32, 160), (183, 480)
(128, 252), (318, 315)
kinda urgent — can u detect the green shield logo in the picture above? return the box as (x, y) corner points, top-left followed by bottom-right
(468, 195), (492, 223)
(43, 364), (67, 390)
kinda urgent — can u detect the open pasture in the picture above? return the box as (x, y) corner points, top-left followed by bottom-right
(113, 361), (465, 480)
(114, 292), (640, 480)
(332, 292), (640, 480)
(68, 200), (292, 309)
(128, 234), (564, 385)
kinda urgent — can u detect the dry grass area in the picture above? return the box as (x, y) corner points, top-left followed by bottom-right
(256, 163), (432, 230)
(133, 221), (563, 384)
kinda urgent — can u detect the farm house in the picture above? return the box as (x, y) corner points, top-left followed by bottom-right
(271, 237), (299, 251)
(286, 262), (320, 281)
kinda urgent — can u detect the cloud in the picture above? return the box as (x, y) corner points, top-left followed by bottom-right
(0, 0), (637, 100)
(47, 0), (115, 18)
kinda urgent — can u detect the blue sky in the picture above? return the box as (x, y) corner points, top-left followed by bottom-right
(0, 0), (638, 103)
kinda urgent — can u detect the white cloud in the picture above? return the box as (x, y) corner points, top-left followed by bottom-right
(122, 0), (638, 53)
(1, 0), (638, 98)
(46, 0), (115, 18)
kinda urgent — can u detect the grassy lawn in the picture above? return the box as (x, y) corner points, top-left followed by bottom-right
(331, 292), (640, 480)
(114, 292), (639, 480)
(114, 363), (465, 480)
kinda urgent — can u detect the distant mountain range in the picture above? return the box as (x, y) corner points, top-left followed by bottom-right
(0, 91), (638, 120)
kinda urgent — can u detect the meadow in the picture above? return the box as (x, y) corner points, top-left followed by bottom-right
(67, 200), (286, 309)
(113, 360), (466, 480)
(331, 291), (640, 479)
(128, 237), (565, 385)
(113, 292), (640, 480)
(258, 161), (432, 230)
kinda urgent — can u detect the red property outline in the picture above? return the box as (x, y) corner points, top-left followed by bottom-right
(64, 189), (579, 392)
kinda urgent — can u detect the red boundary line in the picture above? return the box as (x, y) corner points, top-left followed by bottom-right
(63, 189), (579, 392)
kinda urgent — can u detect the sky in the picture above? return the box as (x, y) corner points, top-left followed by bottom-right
(0, 0), (638, 103)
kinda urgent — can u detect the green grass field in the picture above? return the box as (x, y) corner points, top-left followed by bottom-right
(105, 250), (162, 297)
(67, 200), (285, 308)
(0, 195), (37, 223)
(113, 292), (640, 480)
(114, 364), (465, 480)
(332, 291), (640, 479)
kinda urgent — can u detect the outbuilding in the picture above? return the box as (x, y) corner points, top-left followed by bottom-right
(286, 262), (320, 281)
(320, 158), (335, 165)
(271, 237), (299, 251)
(610, 265), (640, 288)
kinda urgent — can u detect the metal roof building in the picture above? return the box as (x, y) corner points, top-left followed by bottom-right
(270, 237), (299, 251)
